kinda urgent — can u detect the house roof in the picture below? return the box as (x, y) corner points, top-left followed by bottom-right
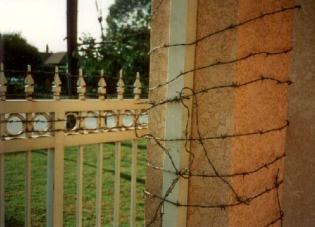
(44, 52), (67, 65)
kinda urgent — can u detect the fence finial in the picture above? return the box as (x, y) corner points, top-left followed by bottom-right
(52, 66), (62, 100)
(0, 63), (7, 101)
(117, 69), (125, 100)
(133, 72), (142, 100)
(98, 69), (107, 100)
(77, 68), (86, 100)
(24, 65), (34, 100)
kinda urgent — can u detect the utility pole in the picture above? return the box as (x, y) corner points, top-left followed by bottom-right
(67, 0), (78, 97)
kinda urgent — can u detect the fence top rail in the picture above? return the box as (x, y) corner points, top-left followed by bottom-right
(0, 99), (148, 114)
(0, 99), (149, 114)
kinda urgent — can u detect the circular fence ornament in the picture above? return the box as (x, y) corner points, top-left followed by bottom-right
(105, 112), (117, 130)
(6, 113), (25, 136)
(84, 112), (98, 130)
(66, 113), (79, 131)
(138, 112), (149, 127)
(33, 113), (50, 135)
(122, 111), (134, 128)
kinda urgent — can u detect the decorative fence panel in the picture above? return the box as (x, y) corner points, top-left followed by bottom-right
(0, 63), (149, 227)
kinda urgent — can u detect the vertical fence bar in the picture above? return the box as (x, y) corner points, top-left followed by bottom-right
(96, 72), (106, 227)
(24, 65), (34, 227)
(76, 145), (84, 227)
(47, 149), (54, 227)
(113, 142), (121, 227)
(0, 114), (5, 227)
(25, 150), (32, 227)
(25, 113), (33, 227)
(0, 63), (6, 227)
(53, 111), (65, 227)
(76, 70), (86, 227)
(0, 151), (3, 227)
(0, 153), (4, 227)
(130, 73), (141, 226)
(95, 143), (103, 227)
(130, 140), (138, 227)
(114, 73), (124, 227)
(49, 69), (64, 226)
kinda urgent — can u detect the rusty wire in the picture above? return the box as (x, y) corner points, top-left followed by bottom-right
(137, 1), (302, 226)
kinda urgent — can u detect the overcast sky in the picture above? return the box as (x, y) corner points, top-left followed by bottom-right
(0, 0), (115, 52)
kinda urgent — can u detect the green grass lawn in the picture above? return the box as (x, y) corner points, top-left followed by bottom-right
(4, 140), (147, 227)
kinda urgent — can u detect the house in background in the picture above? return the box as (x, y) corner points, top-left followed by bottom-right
(44, 52), (67, 72)
(40, 44), (67, 72)
(36, 45), (68, 96)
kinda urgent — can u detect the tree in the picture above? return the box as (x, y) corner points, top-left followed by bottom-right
(0, 33), (42, 70)
(0, 33), (45, 98)
(78, 0), (151, 97)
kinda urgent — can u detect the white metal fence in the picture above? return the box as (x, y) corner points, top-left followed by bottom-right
(0, 63), (149, 226)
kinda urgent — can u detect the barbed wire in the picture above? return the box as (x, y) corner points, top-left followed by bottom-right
(145, 75), (292, 110)
(139, 1), (297, 226)
(0, 1), (298, 226)
(149, 47), (293, 91)
(149, 4), (301, 54)
(147, 153), (286, 179)
(144, 179), (283, 209)
(77, 30), (149, 49)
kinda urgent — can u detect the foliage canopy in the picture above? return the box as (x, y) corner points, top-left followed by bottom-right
(0, 33), (42, 70)
(78, 0), (151, 96)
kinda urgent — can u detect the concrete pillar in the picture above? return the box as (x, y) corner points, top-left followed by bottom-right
(147, 0), (314, 226)
(145, 0), (197, 226)
(186, 0), (295, 226)
(145, 0), (170, 226)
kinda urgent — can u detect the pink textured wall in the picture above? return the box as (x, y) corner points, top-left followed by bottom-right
(230, 0), (293, 226)
(187, 0), (294, 226)
(146, 0), (311, 226)
(187, 0), (238, 226)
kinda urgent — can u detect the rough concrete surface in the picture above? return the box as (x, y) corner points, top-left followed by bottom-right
(187, 0), (238, 226)
(145, 0), (170, 226)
